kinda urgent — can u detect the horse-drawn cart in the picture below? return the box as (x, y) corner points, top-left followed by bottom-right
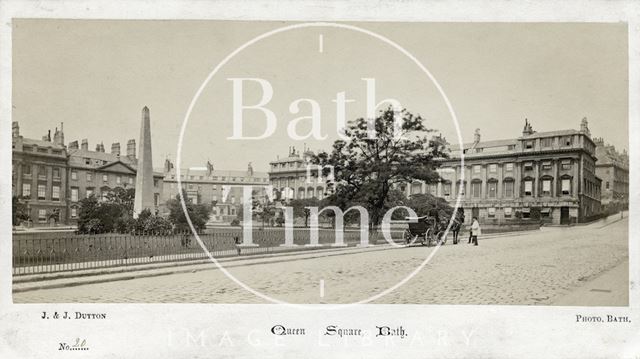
(402, 215), (446, 247)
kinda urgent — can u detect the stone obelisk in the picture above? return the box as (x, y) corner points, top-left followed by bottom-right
(133, 106), (155, 217)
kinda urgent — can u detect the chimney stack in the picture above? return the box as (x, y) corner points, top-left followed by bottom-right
(111, 142), (121, 156)
(127, 139), (136, 159)
(473, 128), (481, 143)
(12, 122), (19, 137)
(68, 140), (79, 151)
(95, 142), (105, 152)
(52, 122), (65, 146)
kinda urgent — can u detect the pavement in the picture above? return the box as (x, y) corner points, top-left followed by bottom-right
(12, 228), (542, 291)
(12, 217), (629, 305)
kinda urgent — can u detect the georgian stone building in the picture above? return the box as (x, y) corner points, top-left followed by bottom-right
(161, 161), (269, 223)
(12, 122), (69, 226)
(65, 137), (164, 223)
(268, 147), (332, 201)
(594, 137), (629, 210)
(409, 118), (602, 225)
(12, 106), (165, 227)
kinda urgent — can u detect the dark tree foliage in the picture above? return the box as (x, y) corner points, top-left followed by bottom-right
(105, 187), (135, 211)
(404, 193), (454, 221)
(12, 195), (29, 226)
(289, 197), (321, 227)
(166, 191), (212, 233)
(313, 107), (449, 226)
(77, 188), (172, 234)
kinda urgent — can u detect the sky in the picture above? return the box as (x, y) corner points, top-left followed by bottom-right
(12, 20), (628, 172)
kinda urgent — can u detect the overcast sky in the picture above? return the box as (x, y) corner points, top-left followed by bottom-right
(12, 20), (628, 171)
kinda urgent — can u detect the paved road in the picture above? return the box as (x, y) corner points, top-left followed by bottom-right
(14, 218), (628, 305)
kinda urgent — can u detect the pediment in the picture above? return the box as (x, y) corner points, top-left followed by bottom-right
(97, 161), (136, 174)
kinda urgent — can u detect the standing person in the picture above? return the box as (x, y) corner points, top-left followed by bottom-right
(451, 218), (460, 244)
(470, 217), (481, 246)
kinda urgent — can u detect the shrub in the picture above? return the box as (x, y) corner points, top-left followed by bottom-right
(142, 216), (173, 234)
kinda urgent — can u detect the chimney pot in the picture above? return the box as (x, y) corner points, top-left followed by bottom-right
(111, 142), (121, 156)
(12, 122), (19, 137)
(126, 139), (136, 159)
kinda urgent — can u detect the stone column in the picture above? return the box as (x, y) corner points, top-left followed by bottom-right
(515, 161), (521, 198)
(482, 164), (487, 199)
(533, 160), (539, 197)
(554, 158), (560, 197)
(497, 163), (503, 198)
(133, 106), (155, 216)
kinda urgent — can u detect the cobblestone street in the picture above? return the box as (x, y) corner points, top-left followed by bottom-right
(14, 218), (628, 305)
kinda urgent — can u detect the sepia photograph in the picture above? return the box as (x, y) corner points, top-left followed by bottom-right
(1, 1), (639, 358)
(10, 19), (629, 306)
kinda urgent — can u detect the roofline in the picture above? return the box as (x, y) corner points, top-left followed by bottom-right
(437, 147), (597, 163)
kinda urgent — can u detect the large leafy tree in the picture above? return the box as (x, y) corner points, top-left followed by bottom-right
(313, 108), (449, 226)
(166, 190), (212, 233)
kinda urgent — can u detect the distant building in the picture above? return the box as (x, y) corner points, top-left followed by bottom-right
(268, 146), (332, 201)
(161, 161), (269, 224)
(418, 118), (602, 225)
(593, 137), (629, 210)
(12, 122), (69, 226)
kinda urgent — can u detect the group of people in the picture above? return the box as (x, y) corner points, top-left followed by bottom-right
(449, 215), (481, 246)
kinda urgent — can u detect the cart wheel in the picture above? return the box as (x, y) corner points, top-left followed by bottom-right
(422, 229), (431, 246)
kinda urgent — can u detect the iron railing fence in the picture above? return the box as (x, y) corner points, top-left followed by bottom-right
(13, 228), (404, 275)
